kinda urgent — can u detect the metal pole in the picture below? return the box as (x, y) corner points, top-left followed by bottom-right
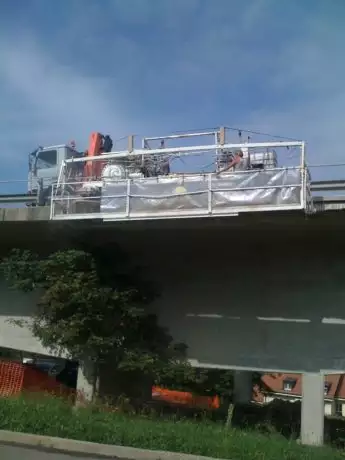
(215, 131), (219, 172)
(208, 173), (212, 214)
(128, 135), (134, 153)
(125, 179), (131, 217)
(301, 141), (306, 168)
(300, 143), (306, 210)
(49, 184), (54, 220)
(219, 126), (225, 146)
(57, 160), (65, 185)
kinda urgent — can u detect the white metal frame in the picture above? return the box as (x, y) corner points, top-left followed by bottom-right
(64, 140), (304, 163)
(51, 136), (309, 221)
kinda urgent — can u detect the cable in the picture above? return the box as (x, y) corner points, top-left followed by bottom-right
(114, 126), (301, 145)
(114, 135), (129, 142)
(225, 126), (302, 142)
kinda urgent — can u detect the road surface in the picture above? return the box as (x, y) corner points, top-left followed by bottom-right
(0, 443), (114, 459)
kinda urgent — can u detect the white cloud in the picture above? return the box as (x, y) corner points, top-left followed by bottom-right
(0, 36), (132, 154)
(243, 12), (345, 180)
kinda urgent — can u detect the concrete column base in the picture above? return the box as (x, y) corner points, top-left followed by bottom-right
(301, 373), (324, 446)
(233, 370), (253, 403)
(76, 363), (96, 405)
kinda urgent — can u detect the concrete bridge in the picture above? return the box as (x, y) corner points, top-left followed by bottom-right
(1, 205), (345, 445)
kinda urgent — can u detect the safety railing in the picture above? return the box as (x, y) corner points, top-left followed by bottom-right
(50, 166), (309, 221)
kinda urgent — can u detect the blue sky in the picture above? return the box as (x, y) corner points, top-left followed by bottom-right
(1, 0), (345, 190)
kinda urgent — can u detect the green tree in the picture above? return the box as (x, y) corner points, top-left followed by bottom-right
(0, 247), (188, 401)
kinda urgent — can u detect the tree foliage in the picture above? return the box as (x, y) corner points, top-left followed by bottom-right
(0, 247), (239, 401)
(1, 248), (172, 368)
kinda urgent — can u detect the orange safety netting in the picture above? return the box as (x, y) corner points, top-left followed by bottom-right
(152, 386), (220, 410)
(0, 360), (221, 410)
(0, 359), (75, 399)
(0, 360), (24, 396)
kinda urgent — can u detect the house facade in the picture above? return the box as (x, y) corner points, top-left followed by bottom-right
(254, 373), (345, 417)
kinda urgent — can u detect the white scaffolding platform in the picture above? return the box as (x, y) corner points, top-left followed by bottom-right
(50, 129), (311, 221)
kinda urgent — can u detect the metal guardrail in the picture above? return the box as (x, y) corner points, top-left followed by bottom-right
(0, 194), (37, 204)
(310, 180), (345, 192)
(0, 177), (52, 205)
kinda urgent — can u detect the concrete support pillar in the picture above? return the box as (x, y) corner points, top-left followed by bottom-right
(76, 364), (96, 405)
(233, 370), (253, 403)
(301, 373), (324, 446)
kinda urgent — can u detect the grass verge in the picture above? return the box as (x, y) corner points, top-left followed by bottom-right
(0, 395), (343, 460)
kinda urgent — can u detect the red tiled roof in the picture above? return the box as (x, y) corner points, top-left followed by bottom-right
(254, 373), (345, 402)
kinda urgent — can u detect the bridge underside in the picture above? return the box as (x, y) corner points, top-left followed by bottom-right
(0, 206), (344, 248)
(0, 209), (345, 374)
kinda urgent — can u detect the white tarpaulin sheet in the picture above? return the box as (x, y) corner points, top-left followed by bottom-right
(101, 169), (302, 215)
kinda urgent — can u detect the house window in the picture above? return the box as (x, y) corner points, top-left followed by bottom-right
(283, 379), (296, 392)
(335, 402), (343, 417)
(324, 382), (331, 395)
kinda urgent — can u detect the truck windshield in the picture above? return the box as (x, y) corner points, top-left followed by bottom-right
(36, 149), (57, 169)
